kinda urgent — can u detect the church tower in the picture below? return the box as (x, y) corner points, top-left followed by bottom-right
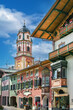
(15, 23), (34, 70)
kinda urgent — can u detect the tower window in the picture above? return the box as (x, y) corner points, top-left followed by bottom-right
(27, 46), (30, 51)
(18, 46), (21, 52)
(19, 35), (21, 39)
(27, 35), (29, 39)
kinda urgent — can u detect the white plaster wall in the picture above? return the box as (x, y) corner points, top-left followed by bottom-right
(55, 32), (73, 49)
(25, 33), (31, 41)
(66, 55), (73, 109)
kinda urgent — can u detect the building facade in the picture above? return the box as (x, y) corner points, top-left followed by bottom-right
(1, 69), (16, 106)
(10, 74), (17, 106)
(31, 0), (73, 110)
(13, 60), (52, 110)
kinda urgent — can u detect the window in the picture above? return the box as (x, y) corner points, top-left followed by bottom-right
(26, 82), (29, 88)
(42, 77), (45, 85)
(11, 85), (12, 90)
(53, 68), (61, 79)
(18, 75), (20, 80)
(26, 73), (29, 77)
(27, 46), (30, 51)
(13, 84), (15, 90)
(14, 76), (16, 80)
(46, 77), (49, 85)
(21, 83), (24, 90)
(42, 76), (49, 87)
(18, 46), (21, 52)
(62, 67), (66, 78)
(27, 35), (29, 39)
(19, 35), (21, 39)
(34, 78), (41, 88)
(24, 82), (26, 89)
(21, 76), (23, 81)
(35, 69), (39, 76)
(53, 70), (57, 79)
(30, 71), (33, 76)
(18, 83), (21, 90)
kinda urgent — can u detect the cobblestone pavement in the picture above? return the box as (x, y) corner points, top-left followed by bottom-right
(3, 106), (24, 110)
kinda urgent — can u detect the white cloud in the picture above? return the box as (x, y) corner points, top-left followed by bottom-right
(32, 41), (52, 61)
(3, 39), (16, 57)
(0, 5), (44, 38)
(2, 5), (52, 62)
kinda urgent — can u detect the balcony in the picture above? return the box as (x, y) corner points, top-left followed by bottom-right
(59, 21), (73, 38)
(49, 42), (73, 61)
(52, 78), (67, 89)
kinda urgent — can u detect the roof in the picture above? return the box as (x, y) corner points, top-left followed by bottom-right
(18, 23), (30, 33)
(13, 60), (51, 75)
(31, 0), (73, 40)
(0, 68), (17, 73)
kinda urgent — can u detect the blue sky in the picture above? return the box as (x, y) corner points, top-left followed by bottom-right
(0, 0), (56, 68)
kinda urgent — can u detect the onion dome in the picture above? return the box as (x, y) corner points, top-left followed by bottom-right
(19, 22), (30, 33)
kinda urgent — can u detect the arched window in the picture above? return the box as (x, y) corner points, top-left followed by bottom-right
(19, 35), (21, 39)
(18, 46), (21, 52)
(27, 46), (30, 52)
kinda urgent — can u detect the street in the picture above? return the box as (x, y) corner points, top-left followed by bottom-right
(3, 106), (24, 110)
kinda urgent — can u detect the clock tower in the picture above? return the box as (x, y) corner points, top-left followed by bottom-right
(15, 23), (34, 70)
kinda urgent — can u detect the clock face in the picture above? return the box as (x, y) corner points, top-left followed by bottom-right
(18, 64), (20, 67)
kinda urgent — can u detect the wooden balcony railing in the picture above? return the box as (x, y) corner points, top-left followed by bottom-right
(59, 21), (73, 37)
(49, 42), (73, 60)
(52, 78), (67, 88)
